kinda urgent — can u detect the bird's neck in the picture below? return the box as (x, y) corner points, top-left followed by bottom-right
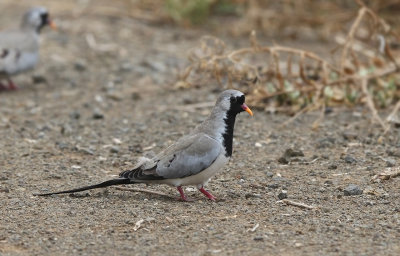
(200, 107), (237, 158)
(221, 109), (237, 157)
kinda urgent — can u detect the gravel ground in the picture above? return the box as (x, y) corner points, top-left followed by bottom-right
(1, 1), (400, 256)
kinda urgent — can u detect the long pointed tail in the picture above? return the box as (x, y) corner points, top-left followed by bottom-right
(34, 178), (132, 196)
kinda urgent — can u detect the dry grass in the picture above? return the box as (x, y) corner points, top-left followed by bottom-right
(177, 0), (400, 131)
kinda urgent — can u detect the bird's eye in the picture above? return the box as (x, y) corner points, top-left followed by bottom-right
(231, 97), (237, 103)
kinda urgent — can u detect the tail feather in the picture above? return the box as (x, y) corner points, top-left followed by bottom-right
(34, 178), (131, 196)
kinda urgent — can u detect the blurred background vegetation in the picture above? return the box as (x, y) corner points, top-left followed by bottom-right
(146, 0), (400, 36)
(3, 0), (399, 127)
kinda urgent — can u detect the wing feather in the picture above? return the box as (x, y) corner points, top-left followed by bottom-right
(119, 134), (221, 181)
(0, 30), (39, 75)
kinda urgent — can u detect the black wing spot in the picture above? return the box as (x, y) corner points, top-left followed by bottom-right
(1, 49), (9, 58)
(166, 154), (176, 167)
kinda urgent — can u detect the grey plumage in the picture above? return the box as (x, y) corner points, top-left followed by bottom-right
(0, 6), (55, 90)
(35, 90), (253, 201)
(155, 134), (221, 179)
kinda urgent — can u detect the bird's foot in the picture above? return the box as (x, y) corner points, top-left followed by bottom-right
(199, 187), (217, 201)
(0, 82), (10, 91)
(7, 79), (18, 90)
(176, 186), (195, 202)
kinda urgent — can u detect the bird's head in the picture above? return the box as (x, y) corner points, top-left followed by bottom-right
(216, 90), (253, 117)
(21, 7), (56, 33)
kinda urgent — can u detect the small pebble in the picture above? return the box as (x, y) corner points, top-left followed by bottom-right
(265, 172), (274, 178)
(316, 137), (335, 148)
(343, 155), (357, 164)
(32, 74), (47, 84)
(278, 157), (289, 164)
(255, 142), (262, 148)
(69, 111), (81, 120)
(74, 60), (87, 71)
(245, 193), (262, 199)
(385, 158), (396, 167)
(106, 91), (123, 101)
(131, 92), (141, 101)
(110, 146), (120, 153)
(79, 147), (94, 155)
(284, 148), (304, 158)
(268, 183), (279, 189)
(0, 187), (10, 193)
(93, 109), (104, 119)
(342, 131), (357, 140)
(328, 164), (337, 170)
(344, 184), (363, 196)
(387, 148), (400, 157)
(278, 190), (288, 200)
(55, 141), (69, 150)
(278, 148), (304, 164)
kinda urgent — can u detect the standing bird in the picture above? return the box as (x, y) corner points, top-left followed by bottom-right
(0, 6), (56, 91)
(35, 90), (253, 201)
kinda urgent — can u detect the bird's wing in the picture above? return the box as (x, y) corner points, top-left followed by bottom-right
(0, 30), (38, 75)
(120, 133), (222, 180)
(0, 47), (22, 75)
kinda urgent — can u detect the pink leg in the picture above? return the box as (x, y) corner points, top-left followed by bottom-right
(177, 186), (192, 201)
(199, 187), (216, 201)
(0, 82), (7, 90)
(7, 78), (18, 90)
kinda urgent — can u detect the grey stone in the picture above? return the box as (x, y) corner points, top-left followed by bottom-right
(385, 158), (396, 167)
(344, 155), (357, 164)
(69, 111), (81, 120)
(32, 74), (47, 84)
(74, 60), (87, 71)
(343, 131), (358, 140)
(316, 137), (335, 148)
(93, 109), (104, 119)
(344, 184), (363, 196)
(265, 171), (274, 178)
(278, 190), (288, 200)
(110, 146), (120, 153)
(268, 183), (279, 189)
(328, 164), (337, 170)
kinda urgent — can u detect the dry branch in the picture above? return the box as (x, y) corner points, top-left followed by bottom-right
(371, 167), (400, 182)
(280, 199), (317, 210)
(360, 78), (388, 130)
(178, 1), (399, 132)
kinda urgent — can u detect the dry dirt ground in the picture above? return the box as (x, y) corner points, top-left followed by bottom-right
(1, 1), (400, 256)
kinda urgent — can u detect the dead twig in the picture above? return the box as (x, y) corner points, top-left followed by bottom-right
(371, 167), (400, 182)
(384, 100), (400, 134)
(360, 78), (388, 130)
(280, 199), (317, 210)
(340, 7), (367, 73)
